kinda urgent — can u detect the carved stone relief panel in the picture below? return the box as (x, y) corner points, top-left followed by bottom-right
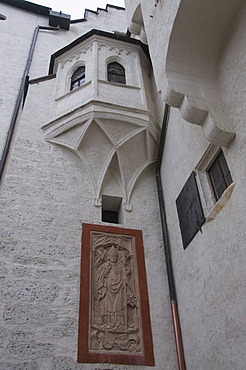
(78, 224), (155, 366)
(90, 232), (142, 354)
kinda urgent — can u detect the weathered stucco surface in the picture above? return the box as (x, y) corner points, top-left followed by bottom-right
(0, 2), (177, 369)
(125, 1), (246, 369)
(1, 0), (246, 369)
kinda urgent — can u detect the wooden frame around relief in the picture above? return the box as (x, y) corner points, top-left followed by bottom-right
(78, 223), (155, 366)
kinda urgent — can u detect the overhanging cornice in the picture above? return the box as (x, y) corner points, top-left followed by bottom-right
(0, 0), (50, 16)
(49, 29), (150, 74)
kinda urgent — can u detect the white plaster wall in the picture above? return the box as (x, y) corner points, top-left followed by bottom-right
(0, 3), (177, 370)
(0, 4), (49, 159)
(0, 2), (127, 162)
(0, 80), (177, 369)
(159, 42), (246, 370)
(2, 1), (245, 369)
(124, 0), (180, 96)
(124, 1), (246, 369)
(29, 8), (128, 81)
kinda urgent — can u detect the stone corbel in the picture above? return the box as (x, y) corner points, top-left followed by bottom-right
(180, 95), (207, 125)
(139, 28), (148, 45)
(202, 113), (235, 147)
(160, 82), (184, 108)
(129, 21), (147, 45)
(129, 21), (142, 36)
(42, 107), (160, 212)
(162, 84), (235, 147)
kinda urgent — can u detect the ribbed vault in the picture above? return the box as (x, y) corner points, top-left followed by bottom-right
(42, 110), (159, 210)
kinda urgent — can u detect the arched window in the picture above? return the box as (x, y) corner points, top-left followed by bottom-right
(70, 66), (85, 91)
(107, 62), (126, 84)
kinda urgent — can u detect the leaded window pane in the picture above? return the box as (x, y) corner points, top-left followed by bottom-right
(107, 62), (126, 84)
(71, 66), (85, 91)
(208, 150), (233, 201)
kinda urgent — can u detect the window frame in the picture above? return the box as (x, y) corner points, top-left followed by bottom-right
(207, 150), (233, 201)
(195, 145), (235, 222)
(101, 195), (123, 224)
(70, 66), (85, 91)
(107, 62), (126, 85)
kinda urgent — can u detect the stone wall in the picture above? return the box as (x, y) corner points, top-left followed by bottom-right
(125, 1), (246, 369)
(0, 2), (177, 369)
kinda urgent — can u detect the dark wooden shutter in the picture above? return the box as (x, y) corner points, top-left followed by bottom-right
(176, 172), (205, 249)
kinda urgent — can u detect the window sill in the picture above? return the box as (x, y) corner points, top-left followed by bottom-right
(55, 80), (92, 101)
(98, 79), (141, 90)
(206, 182), (235, 222)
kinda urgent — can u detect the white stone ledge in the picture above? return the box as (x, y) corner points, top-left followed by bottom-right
(206, 182), (235, 222)
(202, 114), (235, 148)
(180, 95), (208, 125)
(161, 84), (184, 108)
(55, 80), (92, 101)
(98, 79), (141, 90)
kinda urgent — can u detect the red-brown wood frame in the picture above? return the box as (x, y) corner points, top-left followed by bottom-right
(78, 223), (155, 366)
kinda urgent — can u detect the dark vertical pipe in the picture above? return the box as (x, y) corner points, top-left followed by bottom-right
(156, 104), (186, 370)
(0, 26), (39, 182)
(0, 25), (59, 183)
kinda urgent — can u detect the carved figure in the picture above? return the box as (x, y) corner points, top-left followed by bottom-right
(96, 246), (133, 330)
(90, 238), (141, 353)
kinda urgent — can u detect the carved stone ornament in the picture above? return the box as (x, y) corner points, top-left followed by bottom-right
(42, 109), (160, 211)
(78, 224), (155, 366)
(98, 42), (133, 56)
(58, 43), (93, 70)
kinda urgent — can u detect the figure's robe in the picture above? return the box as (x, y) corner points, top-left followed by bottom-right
(97, 261), (127, 329)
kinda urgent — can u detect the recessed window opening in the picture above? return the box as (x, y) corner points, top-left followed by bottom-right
(207, 150), (233, 201)
(102, 195), (123, 224)
(0, 14), (7, 20)
(107, 62), (126, 84)
(70, 66), (85, 91)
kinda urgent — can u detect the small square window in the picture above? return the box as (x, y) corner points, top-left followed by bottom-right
(101, 195), (123, 224)
(207, 150), (233, 201)
(102, 210), (118, 223)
